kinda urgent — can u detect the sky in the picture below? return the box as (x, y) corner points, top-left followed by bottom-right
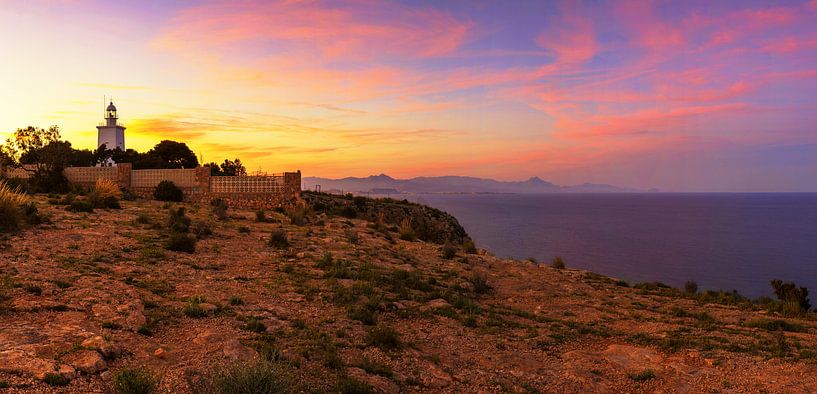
(1, 0), (816, 191)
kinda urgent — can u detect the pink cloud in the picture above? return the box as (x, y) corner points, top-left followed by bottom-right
(154, 0), (471, 61)
(535, 12), (598, 67)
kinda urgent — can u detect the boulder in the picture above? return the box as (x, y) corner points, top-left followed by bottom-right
(63, 350), (107, 374)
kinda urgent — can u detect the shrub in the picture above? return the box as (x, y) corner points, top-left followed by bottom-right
(237, 226), (250, 234)
(0, 275), (13, 310)
(89, 178), (122, 209)
(153, 180), (183, 202)
(398, 218), (415, 241)
(135, 213), (152, 224)
(269, 229), (290, 249)
(551, 256), (566, 269)
(471, 273), (492, 294)
(339, 206), (357, 219)
(167, 207), (191, 233)
(286, 207), (308, 226)
(463, 239), (477, 254)
(191, 221), (213, 238)
(0, 180), (29, 232)
(211, 198), (228, 220)
(112, 367), (156, 394)
(198, 360), (293, 394)
(183, 296), (208, 318)
(229, 296), (243, 306)
(43, 373), (69, 386)
(357, 357), (392, 378)
(628, 369), (656, 382)
(335, 377), (375, 394)
(441, 243), (457, 260)
(255, 210), (268, 223)
(684, 280), (698, 294)
(165, 233), (196, 253)
(67, 199), (94, 213)
(365, 325), (401, 350)
(348, 306), (377, 326)
(770, 279), (810, 316)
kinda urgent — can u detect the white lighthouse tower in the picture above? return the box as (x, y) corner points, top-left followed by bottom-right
(97, 101), (125, 151)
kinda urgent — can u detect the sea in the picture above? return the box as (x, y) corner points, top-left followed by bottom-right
(384, 193), (817, 298)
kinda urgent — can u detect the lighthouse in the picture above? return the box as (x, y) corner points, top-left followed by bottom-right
(97, 101), (125, 151)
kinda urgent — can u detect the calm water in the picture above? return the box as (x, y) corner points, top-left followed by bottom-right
(400, 193), (817, 298)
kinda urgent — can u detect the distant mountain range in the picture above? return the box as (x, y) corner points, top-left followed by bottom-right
(302, 174), (639, 194)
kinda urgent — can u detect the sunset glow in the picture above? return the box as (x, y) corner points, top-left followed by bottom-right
(2, 0), (816, 191)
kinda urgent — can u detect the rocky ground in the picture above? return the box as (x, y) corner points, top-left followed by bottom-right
(2, 195), (817, 393)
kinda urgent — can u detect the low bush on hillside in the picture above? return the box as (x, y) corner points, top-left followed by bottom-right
(153, 180), (183, 202)
(211, 198), (228, 220)
(269, 229), (290, 249)
(463, 239), (477, 254)
(366, 325), (401, 350)
(164, 207), (196, 253)
(286, 206), (309, 226)
(684, 280), (698, 294)
(398, 218), (415, 241)
(0, 180), (34, 232)
(67, 199), (94, 213)
(89, 178), (122, 209)
(471, 272), (492, 295)
(255, 210), (270, 223)
(551, 256), (566, 269)
(0, 275), (14, 311)
(165, 233), (196, 253)
(196, 360), (293, 394)
(770, 279), (811, 316)
(112, 367), (156, 394)
(441, 243), (457, 259)
(167, 207), (191, 233)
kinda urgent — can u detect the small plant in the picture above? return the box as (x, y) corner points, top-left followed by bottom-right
(165, 233), (196, 253)
(471, 272), (492, 294)
(684, 280), (698, 294)
(365, 325), (401, 350)
(255, 209), (269, 222)
(135, 213), (152, 225)
(628, 369), (656, 382)
(43, 373), (69, 386)
(0, 275), (14, 310)
(67, 199), (94, 213)
(167, 207), (191, 233)
(269, 229), (290, 249)
(335, 377), (375, 394)
(245, 319), (267, 333)
(153, 180), (183, 202)
(198, 360), (293, 393)
(357, 357), (393, 378)
(463, 239), (477, 254)
(89, 178), (122, 209)
(23, 284), (42, 295)
(229, 295), (243, 306)
(237, 226), (251, 234)
(183, 296), (208, 318)
(112, 367), (156, 394)
(191, 221), (213, 239)
(286, 207), (308, 226)
(551, 256), (566, 269)
(0, 180), (29, 232)
(770, 279), (810, 316)
(210, 198), (229, 220)
(441, 243), (457, 259)
(398, 218), (415, 241)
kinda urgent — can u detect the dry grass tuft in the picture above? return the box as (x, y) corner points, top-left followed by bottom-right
(93, 178), (122, 200)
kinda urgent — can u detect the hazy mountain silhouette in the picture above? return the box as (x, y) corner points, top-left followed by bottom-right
(303, 174), (635, 194)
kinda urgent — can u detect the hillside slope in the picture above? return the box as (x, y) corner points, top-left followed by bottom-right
(1, 196), (817, 392)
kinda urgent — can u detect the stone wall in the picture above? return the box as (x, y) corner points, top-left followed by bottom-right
(2, 163), (301, 209)
(64, 166), (118, 188)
